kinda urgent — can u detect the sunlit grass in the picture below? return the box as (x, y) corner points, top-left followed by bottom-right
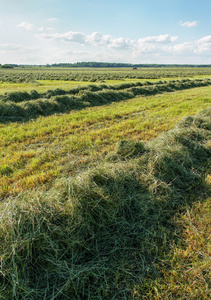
(150, 195), (211, 299)
(0, 80), (90, 94)
(0, 78), (161, 94)
(0, 86), (210, 198)
(2, 75), (211, 95)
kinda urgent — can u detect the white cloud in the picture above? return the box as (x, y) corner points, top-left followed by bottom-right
(195, 35), (211, 53)
(165, 42), (194, 53)
(36, 31), (113, 47)
(132, 34), (178, 58)
(163, 35), (211, 56)
(5, 28), (210, 64)
(138, 34), (178, 44)
(197, 35), (211, 43)
(36, 31), (135, 50)
(17, 22), (34, 30)
(35, 31), (177, 52)
(36, 31), (87, 44)
(86, 32), (134, 50)
(87, 32), (111, 46)
(108, 37), (134, 50)
(180, 21), (199, 27)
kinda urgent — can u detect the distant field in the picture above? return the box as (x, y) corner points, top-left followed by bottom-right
(0, 67), (210, 299)
(1, 66), (211, 81)
(0, 66), (211, 94)
(1, 76), (211, 95)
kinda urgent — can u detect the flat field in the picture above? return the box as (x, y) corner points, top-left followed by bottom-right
(0, 67), (211, 299)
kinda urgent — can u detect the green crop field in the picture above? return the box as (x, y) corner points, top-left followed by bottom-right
(0, 67), (211, 299)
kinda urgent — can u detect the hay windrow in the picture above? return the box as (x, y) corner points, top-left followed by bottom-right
(0, 109), (210, 299)
(0, 78), (211, 122)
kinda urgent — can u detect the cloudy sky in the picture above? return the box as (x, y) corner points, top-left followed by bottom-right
(0, 0), (211, 64)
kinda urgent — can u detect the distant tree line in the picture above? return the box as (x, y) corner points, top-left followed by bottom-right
(50, 62), (211, 68)
(0, 64), (14, 69)
(1, 62), (211, 69)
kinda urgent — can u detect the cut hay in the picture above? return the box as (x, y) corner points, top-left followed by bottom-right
(0, 109), (210, 299)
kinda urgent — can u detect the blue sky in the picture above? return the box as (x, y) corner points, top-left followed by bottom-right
(0, 0), (211, 64)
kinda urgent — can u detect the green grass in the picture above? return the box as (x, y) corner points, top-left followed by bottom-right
(2, 77), (210, 95)
(0, 80), (93, 95)
(151, 196), (211, 299)
(0, 85), (211, 198)
(1, 75), (211, 95)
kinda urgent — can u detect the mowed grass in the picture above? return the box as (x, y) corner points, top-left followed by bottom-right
(2, 76), (211, 95)
(0, 85), (210, 199)
(152, 196), (211, 299)
(0, 79), (166, 94)
(0, 80), (91, 95)
(0, 78), (152, 95)
(0, 107), (210, 299)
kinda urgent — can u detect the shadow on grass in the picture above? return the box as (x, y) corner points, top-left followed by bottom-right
(0, 109), (210, 299)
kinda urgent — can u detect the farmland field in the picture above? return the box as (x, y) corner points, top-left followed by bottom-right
(0, 67), (211, 299)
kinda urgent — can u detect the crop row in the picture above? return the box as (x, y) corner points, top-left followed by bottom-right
(0, 80), (166, 102)
(1, 79), (210, 103)
(0, 79), (210, 122)
(0, 67), (211, 83)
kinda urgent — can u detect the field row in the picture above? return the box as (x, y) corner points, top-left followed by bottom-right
(0, 78), (210, 122)
(1, 85), (211, 199)
(1, 67), (211, 83)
